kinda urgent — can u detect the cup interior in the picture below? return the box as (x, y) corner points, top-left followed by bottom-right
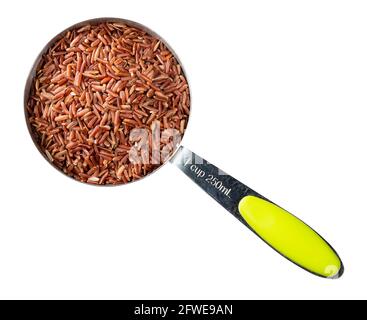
(24, 17), (191, 186)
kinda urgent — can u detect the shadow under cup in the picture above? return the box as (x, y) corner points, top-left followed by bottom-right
(24, 18), (191, 186)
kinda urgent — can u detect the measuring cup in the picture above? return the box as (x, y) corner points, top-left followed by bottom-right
(24, 17), (343, 279)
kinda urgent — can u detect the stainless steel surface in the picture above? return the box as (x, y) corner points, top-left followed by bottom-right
(171, 145), (255, 224)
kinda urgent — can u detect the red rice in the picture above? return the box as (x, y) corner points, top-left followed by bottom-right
(26, 22), (190, 185)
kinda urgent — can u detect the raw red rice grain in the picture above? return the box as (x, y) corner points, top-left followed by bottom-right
(26, 21), (190, 185)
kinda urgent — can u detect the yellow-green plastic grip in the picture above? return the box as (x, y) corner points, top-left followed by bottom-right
(238, 196), (342, 278)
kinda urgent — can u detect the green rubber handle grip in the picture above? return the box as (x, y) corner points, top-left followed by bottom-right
(238, 196), (343, 278)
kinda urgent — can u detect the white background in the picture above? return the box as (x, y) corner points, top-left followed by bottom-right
(0, 0), (366, 299)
